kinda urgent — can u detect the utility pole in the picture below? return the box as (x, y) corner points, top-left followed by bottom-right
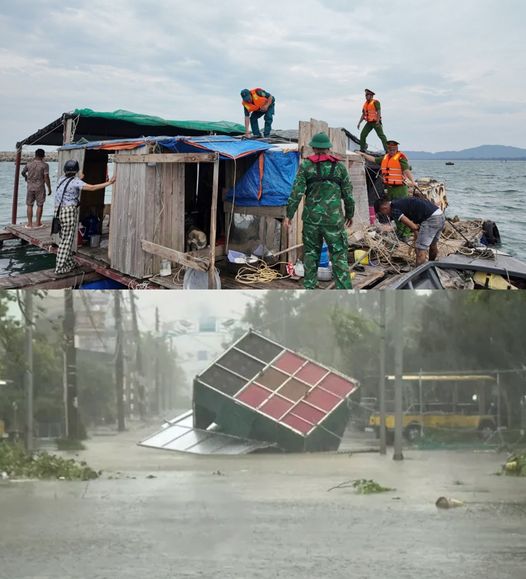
(24, 291), (34, 451)
(393, 291), (404, 461)
(64, 290), (79, 440)
(154, 306), (160, 415)
(114, 292), (125, 432)
(129, 290), (145, 420)
(379, 291), (387, 455)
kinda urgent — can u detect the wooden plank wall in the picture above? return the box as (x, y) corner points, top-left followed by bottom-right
(110, 150), (185, 279)
(110, 160), (146, 278)
(346, 153), (370, 227)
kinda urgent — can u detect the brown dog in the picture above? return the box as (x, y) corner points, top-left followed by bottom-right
(186, 226), (207, 252)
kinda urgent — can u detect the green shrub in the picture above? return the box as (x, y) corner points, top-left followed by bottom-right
(0, 442), (98, 480)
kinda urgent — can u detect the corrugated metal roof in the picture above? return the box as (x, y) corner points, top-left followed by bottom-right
(139, 411), (274, 455)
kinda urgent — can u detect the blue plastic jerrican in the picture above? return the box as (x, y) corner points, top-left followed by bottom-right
(319, 241), (329, 268)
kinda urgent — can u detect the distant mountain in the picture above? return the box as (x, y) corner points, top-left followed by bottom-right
(406, 145), (526, 160)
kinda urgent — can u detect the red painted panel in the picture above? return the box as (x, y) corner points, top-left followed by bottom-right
(273, 351), (306, 374)
(304, 387), (341, 412)
(295, 363), (327, 385)
(260, 395), (293, 419)
(319, 374), (357, 398)
(235, 383), (272, 408)
(282, 413), (313, 434)
(293, 401), (326, 424)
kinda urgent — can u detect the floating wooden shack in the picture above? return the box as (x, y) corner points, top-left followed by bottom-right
(3, 108), (506, 290)
(5, 110), (373, 289)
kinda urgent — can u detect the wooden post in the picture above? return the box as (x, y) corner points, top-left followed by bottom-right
(63, 117), (74, 145)
(12, 147), (22, 224)
(208, 159), (220, 289)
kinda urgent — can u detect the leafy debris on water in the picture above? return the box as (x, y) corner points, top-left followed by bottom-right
(0, 442), (98, 481)
(328, 478), (394, 494)
(503, 453), (526, 476)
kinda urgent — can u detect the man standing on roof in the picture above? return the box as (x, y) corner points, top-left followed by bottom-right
(357, 89), (388, 153)
(374, 196), (445, 266)
(357, 140), (417, 237)
(284, 132), (354, 289)
(21, 148), (52, 228)
(241, 88), (275, 138)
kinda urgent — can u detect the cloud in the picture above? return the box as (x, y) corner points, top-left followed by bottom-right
(0, 0), (525, 151)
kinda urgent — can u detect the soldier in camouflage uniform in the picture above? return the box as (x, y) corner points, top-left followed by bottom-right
(284, 132), (354, 289)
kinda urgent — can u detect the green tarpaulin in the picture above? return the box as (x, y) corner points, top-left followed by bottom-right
(73, 108), (245, 135)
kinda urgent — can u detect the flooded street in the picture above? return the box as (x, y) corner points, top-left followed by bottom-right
(1, 426), (525, 578)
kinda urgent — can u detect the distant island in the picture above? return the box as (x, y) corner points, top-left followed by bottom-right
(1, 144), (525, 162)
(406, 145), (526, 160)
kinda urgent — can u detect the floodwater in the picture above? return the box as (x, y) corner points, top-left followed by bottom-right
(1, 426), (525, 578)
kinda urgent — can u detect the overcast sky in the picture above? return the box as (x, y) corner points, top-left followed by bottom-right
(135, 290), (263, 331)
(0, 0), (524, 151)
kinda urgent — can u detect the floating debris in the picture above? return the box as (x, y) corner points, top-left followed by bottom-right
(328, 478), (394, 494)
(436, 496), (465, 509)
(503, 454), (526, 476)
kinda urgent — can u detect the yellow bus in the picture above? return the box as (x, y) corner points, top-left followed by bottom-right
(368, 373), (498, 441)
(369, 402), (496, 441)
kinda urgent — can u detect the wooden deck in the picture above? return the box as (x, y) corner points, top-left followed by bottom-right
(5, 222), (158, 289)
(0, 266), (101, 290)
(4, 221), (387, 290)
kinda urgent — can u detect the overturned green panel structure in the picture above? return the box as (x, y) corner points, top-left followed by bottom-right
(193, 330), (359, 452)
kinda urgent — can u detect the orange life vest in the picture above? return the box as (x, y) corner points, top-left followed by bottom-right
(242, 88), (269, 113)
(381, 152), (406, 186)
(362, 99), (379, 122)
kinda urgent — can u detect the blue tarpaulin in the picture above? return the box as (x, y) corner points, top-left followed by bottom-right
(60, 135), (272, 159)
(225, 148), (300, 207)
(156, 135), (272, 160)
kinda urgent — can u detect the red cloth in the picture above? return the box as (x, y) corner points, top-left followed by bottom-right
(307, 154), (340, 163)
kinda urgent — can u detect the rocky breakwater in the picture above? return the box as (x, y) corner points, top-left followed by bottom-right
(0, 151), (58, 162)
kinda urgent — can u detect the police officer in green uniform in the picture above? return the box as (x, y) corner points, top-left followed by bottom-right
(284, 132), (354, 289)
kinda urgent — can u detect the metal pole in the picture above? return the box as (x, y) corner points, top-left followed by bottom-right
(12, 147), (22, 224)
(393, 292), (404, 461)
(24, 292), (34, 451)
(129, 290), (145, 420)
(155, 306), (160, 414)
(419, 368), (424, 438)
(114, 292), (125, 432)
(496, 371), (501, 430)
(64, 290), (79, 440)
(379, 291), (387, 455)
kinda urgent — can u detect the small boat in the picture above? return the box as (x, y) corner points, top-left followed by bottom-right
(386, 252), (526, 290)
(445, 161), (455, 165)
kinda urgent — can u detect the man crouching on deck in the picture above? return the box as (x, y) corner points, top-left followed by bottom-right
(374, 196), (445, 266)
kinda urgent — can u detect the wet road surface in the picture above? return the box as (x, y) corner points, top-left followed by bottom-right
(1, 426), (525, 578)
